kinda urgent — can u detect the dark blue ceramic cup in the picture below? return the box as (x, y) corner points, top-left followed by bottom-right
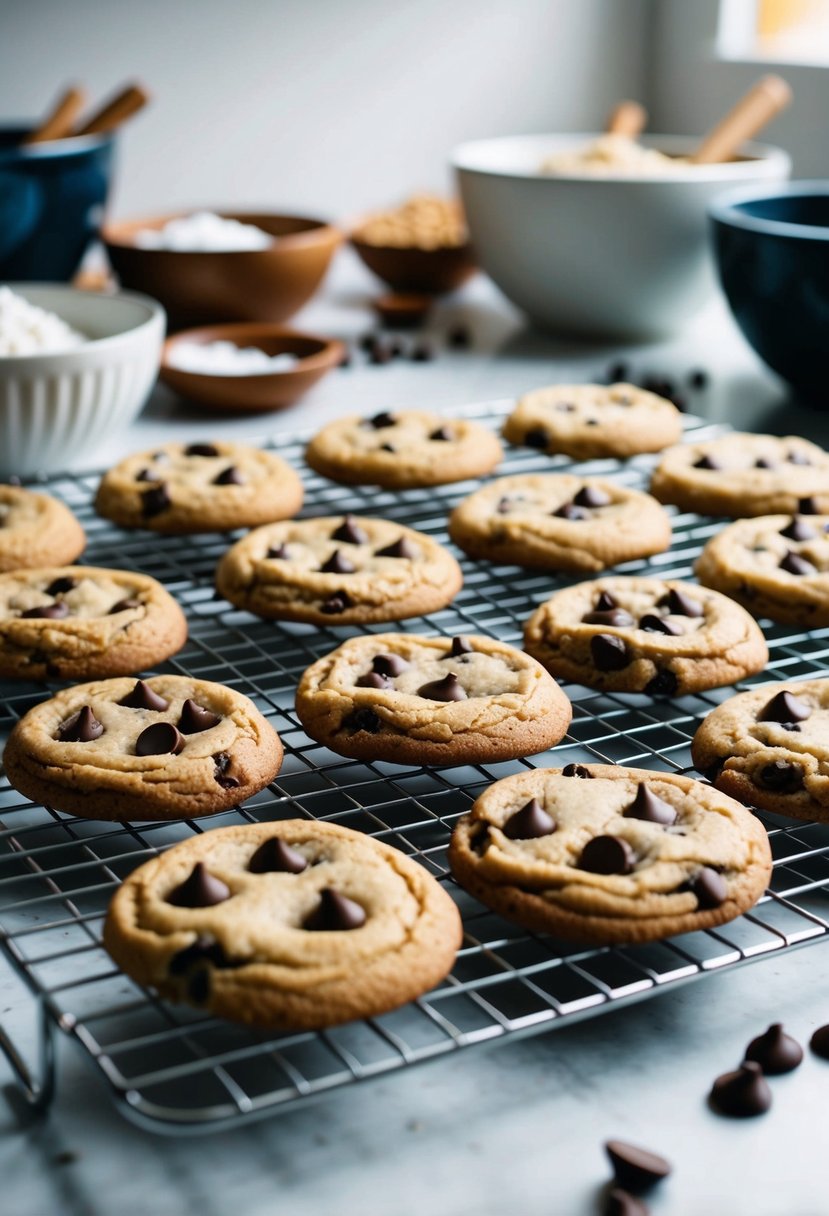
(0, 126), (115, 281)
(710, 182), (829, 404)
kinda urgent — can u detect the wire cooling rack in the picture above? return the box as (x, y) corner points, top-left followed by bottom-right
(2, 402), (829, 1135)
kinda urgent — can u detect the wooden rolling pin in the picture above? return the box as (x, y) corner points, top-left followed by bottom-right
(605, 99), (647, 139)
(24, 86), (87, 144)
(692, 75), (792, 164)
(75, 82), (150, 136)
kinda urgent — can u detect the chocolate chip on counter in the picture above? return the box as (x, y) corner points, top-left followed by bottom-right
(306, 888), (366, 931)
(20, 602), (70, 620)
(554, 502), (589, 521)
(417, 673), (467, 701)
(670, 394), (687, 413)
(657, 587), (704, 617)
(366, 411), (396, 428)
(788, 450), (812, 466)
(169, 934), (231, 975)
(448, 324), (470, 348)
(578, 835), (635, 875)
(582, 608), (636, 628)
(359, 333), (380, 353)
(644, 669), (678, 697)
(369, 344), (392, 365)
(799, 496), (820, 514)
(135, 467), (159, 483)
(607, 361), (629, 382)
(524, 427), (549, 450)
(643, 374), (675, 397)
(693, 454), (720, 470)
(267, 543), (289, 559)
(689, 866), (727, 908)
(638, 614), (682, 636)
(357, 671), (392, 689)
(58, 706), (104, 743)
(574, 485), (611, 509)
(605, 1188), (650, 1216)
(755, 457), (776, 470)
(562, 764), (593, 778)
(167, 862), (231, 908)
(347, 708), (381, 733)
(109, 598), (141, 614)
(185, 443), (219, 457)
(809, 1024), (829, 1060)
(759, 690), (811, 725)
(595, 590), (619, 612)
(744, 1023), (803, 1075)
(624, 783), (677, 826)
(321, 591), (352, 615)
(248, 837), (308, 875)
(45, 576), (76, 596)
(119, 680), (170, 711)
(188, 970), (211, 1003)
(604, 1139), (672, 1192)
(179, 699), (221, 734)
(410, 343), (434, 362)
(321, 549), (356, 575)
(213, 752), (240, 788)
(375, 536), (417, 559)
(590, 634), (630, 671)
(387, 338), (404, 357)
(429, 426), (453, 442)
(503, 798), (556, 840)
(338, 348), (352, 368)
(136, 721), (185, 756)
(759, 760), (803, 792)
(332, 515), (368, 545)
(373, 653), (409, 677)
(451, 636), (473, 656)
(710, 1060), (771, 1117)
(780, 550), (817, 576)
(213, 465), (245, 486)
(142, 483), (171, 517)
(689, 369), (708, 390)
(780, 517), (817, 541)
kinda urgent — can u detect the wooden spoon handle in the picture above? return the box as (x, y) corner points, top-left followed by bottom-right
(692, 74), (792, 164)
(24, 86), (87, 144)
(605, 100), (647, 139)
(75, 83), (150, 136)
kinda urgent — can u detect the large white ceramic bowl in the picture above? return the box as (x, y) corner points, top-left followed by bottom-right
(0, 285), (165, 477)
(453, 134), (791, 339)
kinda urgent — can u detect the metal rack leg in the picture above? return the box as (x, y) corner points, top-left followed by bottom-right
(0, 996), (56, 1117)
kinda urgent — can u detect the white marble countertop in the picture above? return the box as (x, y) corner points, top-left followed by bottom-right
(3, 254), (828, 1216)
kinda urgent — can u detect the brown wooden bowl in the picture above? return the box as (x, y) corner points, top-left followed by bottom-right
(103, 212), (343, 328)
(159, 324), (345, 413)
(350, 236), (476, 295)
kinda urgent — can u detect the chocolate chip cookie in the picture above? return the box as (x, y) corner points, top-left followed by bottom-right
(0, 485), (86, 572)
(0, 566), (187, 680)
(503, 382), (682, 460)
(650, 434), (829, 518)
(448, 474), (672, 573)
(295, 633), (572, 765)
(3, 675), (283, 822)
(524, 577), (768, 696)
(215, 515), (462, 624)
(692, 680), (829, 822)
(449, 764), (772, 943)
(696, 513), (829, 626)
(94, 441), (304, 534)
(103, 819), (463, 1029)
(305, 410), (503, 489)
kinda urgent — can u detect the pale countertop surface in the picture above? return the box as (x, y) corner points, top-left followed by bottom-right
(3, 254), (829, 1216)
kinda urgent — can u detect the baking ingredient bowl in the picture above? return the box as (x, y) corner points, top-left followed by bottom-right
(710, 181), (829, 403)
(0, 126), (115, 281)
(160, 323), (345, 412)
(350, 235), (476, 295)
(453, 134), (790, 339)
(0, 285), (164, 477)
(103, 211), (342, 328)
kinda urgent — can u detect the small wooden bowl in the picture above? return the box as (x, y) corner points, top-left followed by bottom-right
(160, 324), (345, 413)
(351, 236), (476, 295)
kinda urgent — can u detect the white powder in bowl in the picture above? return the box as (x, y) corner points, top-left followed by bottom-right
(167, 339), (300, 376)
(134, 211), (274, 252)
(0, 287), (87, 356)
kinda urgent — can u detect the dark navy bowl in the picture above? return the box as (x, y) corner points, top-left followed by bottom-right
(0, 125), (115, 281)
(710, 182), (829, 404)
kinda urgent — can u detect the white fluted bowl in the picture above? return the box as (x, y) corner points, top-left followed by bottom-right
(0, 285), (165, 477)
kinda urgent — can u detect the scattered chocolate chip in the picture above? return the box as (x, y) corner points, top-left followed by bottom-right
(135, 467), (159, 483)
(213, 751), (240, 788)
(670, 394), (687, 413)
(214, 465), (245, 486)
(321, 549), (356, 575)
(410, 343), (433, 362)
(595, 590), (618, 611)
(591, 634), (629, 671)
(20, 602), (70, 620)
(693, 454), (720, 470)
(373, 653), (409, 677)
(429, 426), (453, 442)
(638, 614), (682, 636)
(605, 1188), (649, 1216)
(644, 669), (678, 697)
(387, 338), (404, 357)
(136, 721), (185, 756)
(267, 543), (289, 559)
(760, 690), (811, 725)
(780, 516), (817, 542)
(780, 550), (817, 576)
(167, 862), (230, 908)
(58, 706), (104, 743)
(759, 759), (803, 792)
(188, 969), (210, 1003)
(643, 375), (675, 397)
(710, 1060), (771, 1117)
(607, 361), (629, 382)
(357, 671), (392, 689)
(347, 708), (381, 733)
(248, 837), (308, 874)
(367, 411), (396, 428)
(755, 457), (776, 470)
(45, 576), (75, 596)
(579, 835), (635, 875)
(109, 597), (141, 613)
(169, 934), (231, 974)
(605, 1139), (671, 1192)
(451, 636), (473, 656)
(53, 1151), (79, 1168)
(799, 496), (819, 514)
(448, 324), (470, 348)
(417, 672), (467, 701)
(524, 426), (549, 450)
(179, 699), (221, 734)
(582, 608), (636, 628)
(809, 1024), (829, 1060)
(657, 587), (704, 617)
(788, 450), (812, 466)
(359, 333), (379, 353)
(369, 344), (392, 365)
(745, 1023), (803, 1074)
(332, 515), (368, 545)
(142, 483), (171, 517)
(574, 485), (610, 509)
(375, 536), (417, 559)
(338, 348), (352, 368)
(624, 783), (677, 826)
(554, 502), (589, 521)
(185, 443), (219, 457)
(321, 591), (352, 615)
(689, 369), (708, 390)
(689, 866), (728, 908)
(562, 764), (593, 778)
(119, 680), (170, 711)
(503, 798), (556, 839)
(306, 888), (366, 931)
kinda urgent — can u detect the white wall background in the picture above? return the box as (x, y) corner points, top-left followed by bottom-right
(2, 0), (647, 221)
